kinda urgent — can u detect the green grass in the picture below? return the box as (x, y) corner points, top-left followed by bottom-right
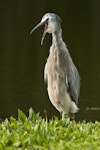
(0, 108), (100, 150)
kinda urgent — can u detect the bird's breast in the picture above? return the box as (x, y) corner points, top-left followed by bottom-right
(45, 47), (70, 80)
(45, 48), (68, 92)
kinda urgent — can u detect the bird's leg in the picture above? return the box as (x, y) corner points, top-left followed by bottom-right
(61, 112), (75, 120)
(60, 111), (63, 119)
(60, 112), (66, 120)
(60, 112), (71, 120)
(69, 113), (75, 121)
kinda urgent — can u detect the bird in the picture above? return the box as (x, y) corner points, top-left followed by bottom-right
(30, 13), (80, 119)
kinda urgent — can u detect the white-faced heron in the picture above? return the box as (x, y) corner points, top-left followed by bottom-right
(30, 13), (80, 119)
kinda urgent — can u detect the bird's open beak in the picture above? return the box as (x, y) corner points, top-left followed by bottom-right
(30, 19), (48, 45)
(30, 22), (44, 35)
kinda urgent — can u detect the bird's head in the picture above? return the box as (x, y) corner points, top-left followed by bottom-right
(30, 13), (62, 45)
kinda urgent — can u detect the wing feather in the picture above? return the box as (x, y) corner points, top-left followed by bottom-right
(67, 64), (80, 104)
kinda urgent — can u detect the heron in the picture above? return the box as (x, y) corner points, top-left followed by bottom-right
(30, 13), (80, 119)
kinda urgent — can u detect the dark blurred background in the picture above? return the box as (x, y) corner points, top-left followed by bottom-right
(0, 1), (100, 121)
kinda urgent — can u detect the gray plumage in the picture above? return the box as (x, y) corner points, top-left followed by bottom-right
(30, 13), (80, 119)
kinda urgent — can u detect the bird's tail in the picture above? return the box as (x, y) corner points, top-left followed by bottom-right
(70, 101), (79, 114)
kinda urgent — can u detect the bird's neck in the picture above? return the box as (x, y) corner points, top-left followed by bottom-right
(52, 30), (63, 46)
